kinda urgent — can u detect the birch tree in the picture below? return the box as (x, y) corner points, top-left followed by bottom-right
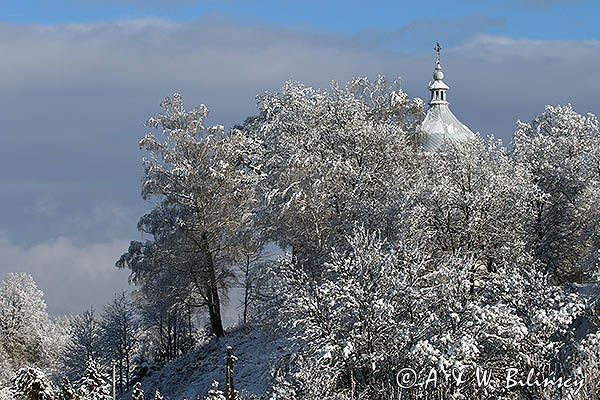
(120, 93), (263, 337)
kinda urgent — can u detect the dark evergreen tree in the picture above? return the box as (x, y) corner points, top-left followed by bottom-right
(131, 383), (143, 400)
(77, 360), (111, 400)
(11, 368), (54, 400)
(58, 378), (78, 400)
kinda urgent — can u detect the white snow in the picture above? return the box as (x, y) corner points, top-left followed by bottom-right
(135, 326), (288, 399)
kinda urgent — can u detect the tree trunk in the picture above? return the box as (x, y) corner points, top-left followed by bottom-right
(187, 303), (193, 348)
(174, 316), (178, 355)
(243, 254), (250, 325)
(207, 284), (225, 337)
(166, 314), (173, 361)
(118, 359), (123, 394)
(201, 232), (225, 337)
(125, 353), (130, 392)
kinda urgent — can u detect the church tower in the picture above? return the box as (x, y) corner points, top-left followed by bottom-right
(419, 43), (475, 152)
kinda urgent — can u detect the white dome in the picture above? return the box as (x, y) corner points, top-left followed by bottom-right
(419, 42), (476, 152)
(420, 104), (475, 152)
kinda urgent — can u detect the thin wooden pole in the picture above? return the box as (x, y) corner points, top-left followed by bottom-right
(112, 360), (116, 400)
(225, 346), (234, 400)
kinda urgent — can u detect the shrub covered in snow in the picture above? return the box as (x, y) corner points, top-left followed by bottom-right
(77, 361), (111, 400)
(59, 378), (79, 400)
(11, 368), (54, 400)
(131, 383), (144, 400)
(0, 388), (14, 400)
(203, 382), (225, 400)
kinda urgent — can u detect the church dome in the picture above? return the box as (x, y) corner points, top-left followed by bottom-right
(419, 43), (476, 153)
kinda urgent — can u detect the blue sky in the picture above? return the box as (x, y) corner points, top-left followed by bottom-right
(0, 0), (598, 316)
(4, 0), (598, 43)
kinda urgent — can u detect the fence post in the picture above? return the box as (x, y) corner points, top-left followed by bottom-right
(112, 360), (116, 400)
(225, 346), (235, 400)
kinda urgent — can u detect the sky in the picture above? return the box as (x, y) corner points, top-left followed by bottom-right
(0, 0), (598, 316)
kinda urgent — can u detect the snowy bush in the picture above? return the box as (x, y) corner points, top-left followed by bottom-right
(58, 377), (79, 400)
(11, 368), (54, 400)
(0, 388), (14, 400)
(77, 360), (111, 400)
(131, 383), (144, 400)
(204, 381), (225, 400)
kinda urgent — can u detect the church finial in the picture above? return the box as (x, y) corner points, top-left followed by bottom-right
(429, 42), (449, 105)
(433, 42), (444, 81)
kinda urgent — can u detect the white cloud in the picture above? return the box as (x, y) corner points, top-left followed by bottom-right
(355, 15), (506, 51)
(0, 235), (131, 315)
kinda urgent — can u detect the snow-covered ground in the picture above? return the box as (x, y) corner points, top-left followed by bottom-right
(136, 326), (288, 399)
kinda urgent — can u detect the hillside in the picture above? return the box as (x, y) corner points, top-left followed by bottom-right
(135, 326), (288, 400)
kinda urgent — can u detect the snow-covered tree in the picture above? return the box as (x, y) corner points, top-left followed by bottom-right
(0, 273), (48, 362)
(271, 227), (594, 399)
(513, 104), (600, 283)
(133, 287), (191, 362)
(406, 138), (539, 280)
(235, 231), (272, 325)
(245, 77), (424, 272)
(131, 383), (143, 400)
(0, 273), (67, 384)
(99, 293), (139, 394)
(117, 215), (198, 361)
(58, 378), (79, 400)
(77, 360), (111, 400)
(119, 93), (264, 338)
(63, 309), (103, 379)
(11, 368), (54, 400)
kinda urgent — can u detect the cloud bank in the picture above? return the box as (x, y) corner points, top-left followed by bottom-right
(0, 235), (130, 315)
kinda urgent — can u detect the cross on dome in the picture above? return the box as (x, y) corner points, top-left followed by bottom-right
(433, 42), (444, 82)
